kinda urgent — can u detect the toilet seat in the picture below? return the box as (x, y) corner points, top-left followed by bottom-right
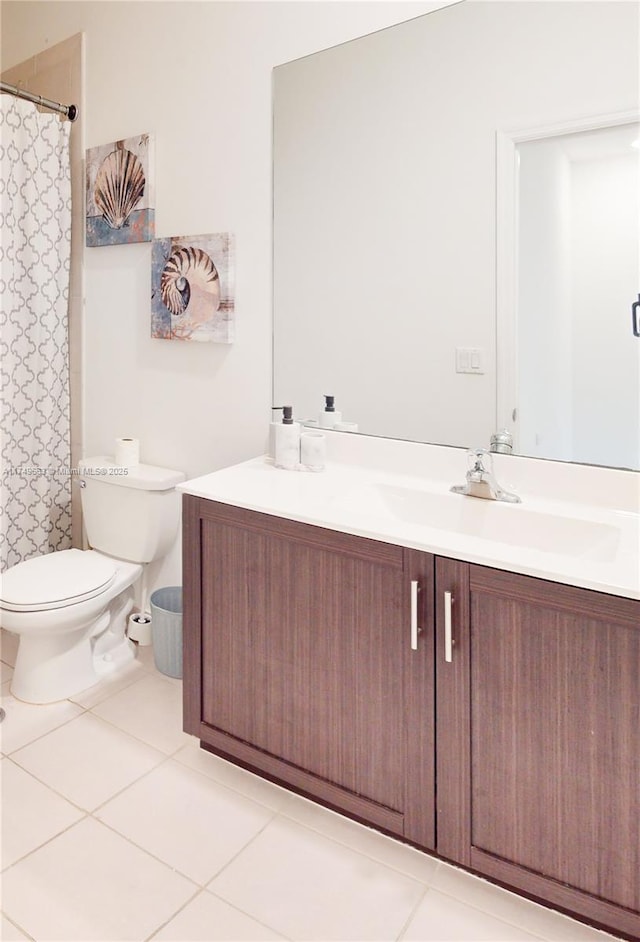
(1, 549), (117, 613)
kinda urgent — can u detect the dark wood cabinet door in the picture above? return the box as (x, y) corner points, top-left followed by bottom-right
(183, 496), (435, 848)
(436, 558), (640, 938)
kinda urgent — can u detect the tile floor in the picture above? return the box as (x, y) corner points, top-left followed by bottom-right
(0, 628), (624, 942)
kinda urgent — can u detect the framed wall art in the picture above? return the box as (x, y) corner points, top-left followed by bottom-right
(151, 232), (235, 342)
(86, 133), (155, 246)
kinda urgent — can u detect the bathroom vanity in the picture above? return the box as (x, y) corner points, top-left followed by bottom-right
(253, 3), (640, 933)
(180, 439), (639, 939)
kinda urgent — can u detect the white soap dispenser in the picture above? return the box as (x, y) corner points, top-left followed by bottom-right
(319, 395), (342, 429)
(268, 406), (284, 460)
(274, 405), (301, 470)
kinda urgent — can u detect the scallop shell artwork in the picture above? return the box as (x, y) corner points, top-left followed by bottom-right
(151, 233), (235, 342)
(86, 134), (155, 246)
(94, 148), (145, 230)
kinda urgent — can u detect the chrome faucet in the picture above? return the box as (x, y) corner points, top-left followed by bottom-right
(450, 449), (521, 503)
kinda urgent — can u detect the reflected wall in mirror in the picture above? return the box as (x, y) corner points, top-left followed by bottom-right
(273, 0), (640, 469)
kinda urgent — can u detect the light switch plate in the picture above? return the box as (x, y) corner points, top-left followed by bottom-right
(455, 347), (485, 374)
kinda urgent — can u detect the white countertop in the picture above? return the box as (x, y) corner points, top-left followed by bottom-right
(179, 438), (640, 601)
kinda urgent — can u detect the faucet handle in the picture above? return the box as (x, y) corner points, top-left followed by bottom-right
(467, 448), (493, 475)
(452, 448), (521, 503)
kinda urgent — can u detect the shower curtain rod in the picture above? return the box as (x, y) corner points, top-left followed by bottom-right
(0, 81), (78, 121)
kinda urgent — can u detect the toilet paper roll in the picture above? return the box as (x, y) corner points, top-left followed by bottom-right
(115, 437), (140, 468)
(127, 612), (152, 645)
(301, 431), (326, 472)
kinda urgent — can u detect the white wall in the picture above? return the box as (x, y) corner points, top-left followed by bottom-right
(1, 0), (438, 586)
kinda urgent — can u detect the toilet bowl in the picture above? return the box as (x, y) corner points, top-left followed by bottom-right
(0, 457), (185, 704)
(1, 549), (141, 703)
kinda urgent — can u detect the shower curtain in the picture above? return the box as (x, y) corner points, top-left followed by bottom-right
(0, 96), (73, 570)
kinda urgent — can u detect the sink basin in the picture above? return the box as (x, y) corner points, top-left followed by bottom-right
(334, 482), (624, 561)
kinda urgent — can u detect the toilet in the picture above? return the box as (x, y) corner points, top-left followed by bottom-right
(0, 457), (185, 704)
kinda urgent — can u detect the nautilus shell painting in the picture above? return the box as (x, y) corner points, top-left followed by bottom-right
(86, 134), (155, 246)
(151, 233), (235, 342)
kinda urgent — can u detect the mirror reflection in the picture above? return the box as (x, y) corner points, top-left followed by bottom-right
(273, 0), (640, 469)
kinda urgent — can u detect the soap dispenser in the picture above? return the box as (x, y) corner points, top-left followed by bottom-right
(268, 406), (284, 460)
(319, 395), (342, 429)
(274, 405), (301, 470)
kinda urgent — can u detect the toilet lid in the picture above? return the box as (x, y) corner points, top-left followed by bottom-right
(0, 549), (117, 612)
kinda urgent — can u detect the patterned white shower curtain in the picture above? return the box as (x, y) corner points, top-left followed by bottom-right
(0, 96), (73, 570)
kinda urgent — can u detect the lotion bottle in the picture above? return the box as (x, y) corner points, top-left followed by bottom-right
(275, 405), (301, 470)
(268, 406), (284, 459)
(319, 395), (342, 429)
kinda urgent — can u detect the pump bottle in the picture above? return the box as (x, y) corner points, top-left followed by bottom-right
(268, 407), (284, 459)
(319, 395), (342, 429)
(274, 405), (301, 470)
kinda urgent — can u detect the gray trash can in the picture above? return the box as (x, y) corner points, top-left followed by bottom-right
(150, 586), (183, 679)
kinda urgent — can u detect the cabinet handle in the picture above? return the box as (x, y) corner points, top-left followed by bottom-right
(444, 590), (453, 662)
(410, 580), (420, 650)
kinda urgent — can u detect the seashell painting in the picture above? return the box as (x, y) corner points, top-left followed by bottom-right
(86, 134), (155, 246)
(94, 149), (145, 230)
(151, 233), (235, 343)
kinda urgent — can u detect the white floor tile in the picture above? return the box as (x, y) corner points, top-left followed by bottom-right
(1, 817), (197, 942)
(11, 712), (166, 811)
(279, 789), (440, 885)
(90, 672), (190, 754)
(151, 889), (287, 941)
(96, 759), (276, 885)
(1, 758), (84, 869)
(430, 864), (623, 941)
(210, 815), (424, 941)
(174, 741), (293, 812)
(0, 690), (83, 755)
(0, 913), (31, 941)
(69, 655), (149, 709)
(0, 630), (626, 942)
(401, 887), (543, 941)
(0, 629), (19, 667)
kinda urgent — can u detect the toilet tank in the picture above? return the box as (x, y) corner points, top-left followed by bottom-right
(78, 458), (186, 563)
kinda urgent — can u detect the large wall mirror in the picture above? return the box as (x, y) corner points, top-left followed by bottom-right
(273, 0), (640, 470)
